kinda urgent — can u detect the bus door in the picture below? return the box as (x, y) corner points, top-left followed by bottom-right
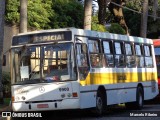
(75, 37), (93, 108)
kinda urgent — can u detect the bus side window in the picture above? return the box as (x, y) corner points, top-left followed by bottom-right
(103, 40), (114, 67)
(125, 43), (136, 67)
(88, 40), (104, 68)
(76, 43), (89, 80)
(144, 45), (153, 67)
(135, 44), (144, 67)
(114, 42), (125, 67)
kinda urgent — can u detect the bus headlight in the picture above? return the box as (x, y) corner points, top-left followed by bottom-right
(22, 96), (26, 100)
(61, 93), (65, 98)
(67, 93), (72, 97)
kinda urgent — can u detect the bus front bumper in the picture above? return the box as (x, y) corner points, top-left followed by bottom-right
(12, 99), (80, 112)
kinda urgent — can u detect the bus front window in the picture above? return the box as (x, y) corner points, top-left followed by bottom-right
(11, 43), (77, 84)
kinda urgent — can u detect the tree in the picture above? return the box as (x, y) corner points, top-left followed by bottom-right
(108, 23), (126, 34)
(5, 0), (53, 29)
(123, 0), (142, 36)
(92, 15), (107, 31)
(28, 0), (53, 29)
(97, 0), (110, 25)
(20, 0), (28, 33)
(140, 0), (148, 37)
(84, 0), (92, 30)
(50, 0), (83, 29)
(97, 0), (129, 34)
(108, 0), (129, 34)
(5, 0), (19, 25)
(0, 0), (5, 104)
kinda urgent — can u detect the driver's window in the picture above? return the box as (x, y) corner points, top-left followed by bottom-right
(76, 43), (89, 80)
(76, 44), (88, 67)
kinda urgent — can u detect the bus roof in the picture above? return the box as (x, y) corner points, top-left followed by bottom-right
(12, 28), (153, 46)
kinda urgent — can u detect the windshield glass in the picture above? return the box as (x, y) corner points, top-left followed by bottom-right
(11, 43), (77, 84)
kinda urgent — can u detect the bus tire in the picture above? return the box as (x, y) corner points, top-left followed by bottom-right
(95, 90), (105, 116)
(135, 86), (144, 110)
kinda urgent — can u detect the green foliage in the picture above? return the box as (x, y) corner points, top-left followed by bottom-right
(124, 0), (160, 37)
(28, 0), (53, 29)
(124, 1), (142, 36)
(5, 0), (83, 29)
(2, 72), (11, 97)
(50, 0), (84, 29)
(123, 9), (141, 36)
(108, 23), (126, 34)
(5, 0), (20, 24)
(5, 0), (53, 29)
(91, 16), (107, 32)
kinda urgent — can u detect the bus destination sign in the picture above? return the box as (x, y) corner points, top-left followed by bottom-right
(34, 33), (64, 42)
(12, 31), (72, 46)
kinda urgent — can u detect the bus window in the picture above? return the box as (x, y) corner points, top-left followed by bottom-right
(43, 43), (76, 81)
(114, 42), (125, 67)
(103, 41), (114, 67)
(135, 44), (144, 67)
(144, 45), (153, 67)
(76, 43), (89, 80)
(88, 40), (104, 68)
(125, 43), (136, 67)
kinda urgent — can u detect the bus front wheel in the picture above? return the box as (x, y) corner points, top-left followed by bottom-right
(94, 90), (105, 116)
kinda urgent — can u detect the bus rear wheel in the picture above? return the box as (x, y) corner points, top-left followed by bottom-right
(135, 86), (144, 109)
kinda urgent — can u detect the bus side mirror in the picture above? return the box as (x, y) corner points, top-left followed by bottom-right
(3, 55), (6, 66)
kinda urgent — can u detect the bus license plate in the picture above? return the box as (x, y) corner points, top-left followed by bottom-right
(37, 104), (49, 108)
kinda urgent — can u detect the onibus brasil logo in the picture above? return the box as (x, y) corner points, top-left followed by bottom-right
(2, 112), (42, 118)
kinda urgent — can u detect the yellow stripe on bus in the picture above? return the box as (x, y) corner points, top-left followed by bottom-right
(80, 72), (157, 85)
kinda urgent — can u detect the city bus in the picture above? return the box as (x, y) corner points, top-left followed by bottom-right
(153, 39), (160, 91)
(10, 28), (159, 115)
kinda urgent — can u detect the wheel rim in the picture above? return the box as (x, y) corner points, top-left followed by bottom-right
(96, 96), (103, 113)
(139, 93), (143, 107)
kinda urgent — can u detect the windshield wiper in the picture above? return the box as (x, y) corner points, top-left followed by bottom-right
(29, 64), (40, 79)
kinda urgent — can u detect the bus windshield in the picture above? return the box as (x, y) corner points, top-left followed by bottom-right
(11, 43), (77, 84)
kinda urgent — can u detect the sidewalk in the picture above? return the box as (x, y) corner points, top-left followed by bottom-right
(0, 98), (12, 112)
(0, 105), (12, 120)
(0, 105), (11, 113)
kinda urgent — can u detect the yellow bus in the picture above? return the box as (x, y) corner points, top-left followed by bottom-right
(10, 28), (159, 115)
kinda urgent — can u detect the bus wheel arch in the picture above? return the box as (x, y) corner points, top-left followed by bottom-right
(125, 84), (144, 110)
(94, 86), (107, 116)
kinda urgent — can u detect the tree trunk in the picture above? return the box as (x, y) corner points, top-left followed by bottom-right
(98, 0), (111, 25)
(108, 0), (129, 35)
(84, 0), (92, 30)
(20, 0), (28, 33)
(153, 0), (158, 20)
(0, 0), (5, 104)
(140, 0), (148, 38)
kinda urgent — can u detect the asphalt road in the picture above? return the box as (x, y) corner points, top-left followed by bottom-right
(4, 103), (159, 120)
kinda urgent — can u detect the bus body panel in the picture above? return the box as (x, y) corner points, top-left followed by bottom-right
(79, 85), (96, 108)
